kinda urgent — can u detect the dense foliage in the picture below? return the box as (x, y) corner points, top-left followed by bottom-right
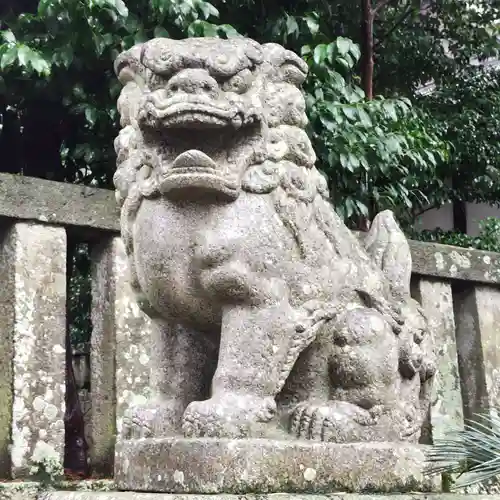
(0, 0), (453, 228)
(410, 217), (500, 254)
(419, 64), (500, 208)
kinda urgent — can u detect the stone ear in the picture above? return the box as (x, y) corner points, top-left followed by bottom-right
(114, 44), (146, 88)
(363, 210), (412, 297)
(261, 43), (308, 85)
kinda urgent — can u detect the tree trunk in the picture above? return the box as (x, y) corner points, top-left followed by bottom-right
(361, 0), (375, 100)
(358, 0), (375, 231)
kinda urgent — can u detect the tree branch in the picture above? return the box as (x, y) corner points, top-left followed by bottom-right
(412, 202), (443, 219)
(374, 2), (415, 48)
(373, 0), (393, 16)
(360, 0), (375, 99)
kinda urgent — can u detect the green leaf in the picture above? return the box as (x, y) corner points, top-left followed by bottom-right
(305, 15), (319, 36)
(198, 1), (219, 20)
(350, 43), (361, 62)
(1, 30), (16, 44)
(313, 44), (327, 65)
(382, 101), (398, 121)
(348, 153), (360, 169)
(113, 0), (129, 17)
(17, 45), (33, 67)
(385, 136), (402, 153)
(286, 15), (299, 36)
(154, 26), (170, 37)
(336, 37), (351, 56)
(85, 107), (98, 126)
(218, 24), (240, 38)
(357, 108), (372, 127)
(339, 153), (354, 172)
(37, 0), (52, 16)
(30, 52), (51, 75)
(326, 43), (335, 64)
(341, 106), (357, 121)
(355, 200), (369, 216)
(188, 20), (218, 37)
(0, 46), (17, 69)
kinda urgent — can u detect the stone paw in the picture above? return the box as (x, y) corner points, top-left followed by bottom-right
(290, 401), (383, 442)
(182, 393), (277, 438)
(121, 398), (185, 439)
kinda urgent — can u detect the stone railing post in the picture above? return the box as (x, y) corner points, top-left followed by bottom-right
(412, 277), (464, 441)
(454, 284), (500, 420)
(90, 236), (152, 476)
(0, 222), (66, 478)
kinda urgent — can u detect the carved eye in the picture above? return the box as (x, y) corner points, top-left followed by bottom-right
(222, 69), (252, 94)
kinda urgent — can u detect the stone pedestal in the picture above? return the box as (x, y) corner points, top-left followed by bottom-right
(114, 438), (438, 494)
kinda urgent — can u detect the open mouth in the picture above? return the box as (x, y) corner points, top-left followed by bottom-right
(145, 101), (234, 129)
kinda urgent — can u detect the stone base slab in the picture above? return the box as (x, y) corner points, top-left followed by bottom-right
(21, 494), (500, 500)
(114, 438), (439, 494)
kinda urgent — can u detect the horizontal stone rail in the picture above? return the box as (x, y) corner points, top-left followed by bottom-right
(0, 172), (499, 482)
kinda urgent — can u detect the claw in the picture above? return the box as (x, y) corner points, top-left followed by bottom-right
(321, 416), (334, 442)
(298, 406), (312, 438)
(290, 403), (306, 437)
(310, 406), (328, 440)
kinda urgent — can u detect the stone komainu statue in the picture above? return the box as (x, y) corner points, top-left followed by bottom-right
(113, 37), (436, 443)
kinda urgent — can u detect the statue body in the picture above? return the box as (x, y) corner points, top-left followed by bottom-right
(113, 37), (436, 444)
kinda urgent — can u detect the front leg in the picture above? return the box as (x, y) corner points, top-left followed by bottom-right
(182, 260), (318, 438)
(122, 318), (217, 439)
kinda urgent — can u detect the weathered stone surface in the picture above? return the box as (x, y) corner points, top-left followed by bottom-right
(0, 482), (39, 500)
(36, 495), (500, 500)
(0, 223), (66, 478)
(412, 278), (463, 441)
(114, 438), (438, 493)
(1, 172), (499, 284)
(112, 36), (436, 450)
(410, 239), (500, 284)
(110, 238), (154, 441)
(454, 284), (500, 419)
(90, 239), (118, 475)
(0, 173), (119, 234)
(90, 237), (154, 474)
(0, 480), (115, 500)
(0, 227), (15, 478)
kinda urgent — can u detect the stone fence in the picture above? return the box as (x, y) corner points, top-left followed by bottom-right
(0, 172), (499, 480)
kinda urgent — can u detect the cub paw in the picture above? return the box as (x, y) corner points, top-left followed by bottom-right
(290, 401), (388, 442)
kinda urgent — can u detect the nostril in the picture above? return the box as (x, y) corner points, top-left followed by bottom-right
(203, 83), (212, 92)
(170, 84), (178, 92)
